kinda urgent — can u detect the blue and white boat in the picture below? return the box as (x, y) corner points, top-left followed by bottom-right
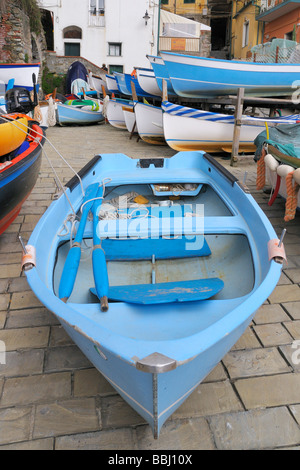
(105, 74), (119, 94)
(56, 102), (104, 126)
(135, 67), (162, 97)
(134, 101), (165, 145)
(24, 151), (285, 438)
(160, 51), (300, 98)
(147, 55), (177, 97)
(0, 62), (40, 91)
(114, 72), (157, 99)
(162, 100), (300, 153)
(106, 97), (134, 129)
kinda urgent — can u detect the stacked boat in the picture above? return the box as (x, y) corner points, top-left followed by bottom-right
(0, 70), (45, 235)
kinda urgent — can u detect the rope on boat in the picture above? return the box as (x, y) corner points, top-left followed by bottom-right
(256, 147), (266, 190)
(47, 97), (56, 127)
(284, 171), (300, 222)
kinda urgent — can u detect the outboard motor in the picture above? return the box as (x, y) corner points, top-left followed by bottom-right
(5, 73), (38, 114)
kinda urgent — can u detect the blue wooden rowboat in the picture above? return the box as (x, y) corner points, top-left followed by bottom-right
(160, 51), (300, 98)
(56, 102), (104, 126)
(24, 151), (285, 438)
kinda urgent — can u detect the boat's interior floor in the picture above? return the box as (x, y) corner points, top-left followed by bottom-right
(53, 182), (254, 305)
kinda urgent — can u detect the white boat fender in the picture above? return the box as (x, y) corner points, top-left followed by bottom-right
(21, 245), (36, 271)
(277, 164), (295, 178)
(293, 168), (300, 185)
(264, 153), (279, 172)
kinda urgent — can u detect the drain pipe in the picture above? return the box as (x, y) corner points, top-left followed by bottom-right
(157, 0), (161, 55)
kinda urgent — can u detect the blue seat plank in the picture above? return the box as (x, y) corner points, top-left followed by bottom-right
(101, 235), (211, 261)
(90, 278), (224, 305)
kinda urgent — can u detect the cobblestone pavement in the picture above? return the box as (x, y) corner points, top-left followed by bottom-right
(1, 121), (300, 450)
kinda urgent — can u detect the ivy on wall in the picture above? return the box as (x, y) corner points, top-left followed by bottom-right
(20, 0), (42, 34)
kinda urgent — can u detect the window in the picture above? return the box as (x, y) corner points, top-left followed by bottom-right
(64, 42), (80, 56)
(285, 31), (293, 40)
(108, 42), (122, 56)
(184, 0), (195, 3)
(242, 20), (249, 48)
(109, 65), (123, 74)
(90, 0), (104, 15)
(161, 0), (169, 4)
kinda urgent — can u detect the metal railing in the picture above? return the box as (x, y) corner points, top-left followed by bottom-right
(88, 9), (105, 27)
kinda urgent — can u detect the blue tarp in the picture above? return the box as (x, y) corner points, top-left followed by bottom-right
(66, 61), (88, 94)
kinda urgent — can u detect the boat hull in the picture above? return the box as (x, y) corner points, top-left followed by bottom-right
(122, 105), (137, 134)
(0, 122), (44, 235)
(106, 99), (132, 129)
(56, 103), (104, 125)
(56, 310), (254, 438)
(134, 102), (166, 145)
(162, 101), (300, 153)
(147, 55), (177, 97)
(0, 114), (29, 156)
(135, 67), (162, 97)
(0, 63), (40, 91)
(160, 51), (300, 98)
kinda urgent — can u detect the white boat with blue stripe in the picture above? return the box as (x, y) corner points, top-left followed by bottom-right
(162, 100), (300, 153)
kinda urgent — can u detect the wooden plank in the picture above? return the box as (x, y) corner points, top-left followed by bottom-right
(231, 88), (244, 167)
(90, 278), (224, 305)
(131, 80), (138, 101)
(162, 79), (168, 102)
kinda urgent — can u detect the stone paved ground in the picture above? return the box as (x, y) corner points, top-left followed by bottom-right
(1, 122), (300, 450)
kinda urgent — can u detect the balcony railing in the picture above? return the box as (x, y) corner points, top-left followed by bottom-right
(88, 9), (105, 27)
(159, 37), (201, 53)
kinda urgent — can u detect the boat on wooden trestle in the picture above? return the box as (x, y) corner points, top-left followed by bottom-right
(160, 51), (300, 98)
(162, 100), (300, 153)
(24, 150), (285, 437)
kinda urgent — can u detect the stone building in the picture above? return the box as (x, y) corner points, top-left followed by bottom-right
(0, 0), (46, 65)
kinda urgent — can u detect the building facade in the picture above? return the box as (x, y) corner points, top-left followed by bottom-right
(38, 0), (160, 74)
(257, 0), (300, 43)
(160, 0), (208, 22)
(231, 0), (263, 60)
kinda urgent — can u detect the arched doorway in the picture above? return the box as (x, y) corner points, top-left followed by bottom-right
(41, 8), (54, 51)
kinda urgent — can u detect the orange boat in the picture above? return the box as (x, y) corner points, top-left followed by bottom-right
(0, 114), (29, 156)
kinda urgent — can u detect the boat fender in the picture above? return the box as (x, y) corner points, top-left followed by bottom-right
(21, 245), (36, 271)
(293, 168), (300, 185)
(277, 164), (295, 177)
(267, 239), (287, 265)
(264, 154), (279, 172)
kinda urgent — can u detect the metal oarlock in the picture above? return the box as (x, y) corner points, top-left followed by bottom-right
(19, 236), (36, 271)
(267, 229), (287, 265)
(278, 228), (286, 248)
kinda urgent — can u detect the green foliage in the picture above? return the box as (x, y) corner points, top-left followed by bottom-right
(42, 66), (66, 95)
(20, 0), (42, 34)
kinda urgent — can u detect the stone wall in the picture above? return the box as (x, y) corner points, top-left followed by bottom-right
(45, 51), (108, 77)
(0, 0), (35, 63)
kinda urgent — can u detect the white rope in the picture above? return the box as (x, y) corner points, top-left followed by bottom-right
(47, 97), (56, 127)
